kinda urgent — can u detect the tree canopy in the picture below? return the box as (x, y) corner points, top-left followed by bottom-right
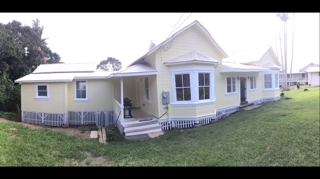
(97, 57), (122, 71)
(0, 19), (61, 81)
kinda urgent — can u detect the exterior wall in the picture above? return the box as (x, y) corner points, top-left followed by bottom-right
(67, 79), (114, 111)
(138, 75), (158, 117)
(309, 72), (320, 86)
(153, 26), (225, 120)
(123, 77), (136, 107)
(258, 49), (281, 67)
(21, 83), (67, 113)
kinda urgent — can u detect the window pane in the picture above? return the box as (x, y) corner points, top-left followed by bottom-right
(38, 86), (47, 90)
(232, 78), (235, 85)
(199, 87), (204, 100)
(232, 83), (236, 92)
(205, 73), (210, 86)
(184, 88), (191, 100)
(183, 74), (190, 87)
(227, 78), (231, 85)
(176, 88), (183, 101)
(199, 73), (204, 86)
(77, 90), (86, 98)
(76, 81), (86, 90)
(38, 91), (47, 96)
(205, 87), (210, 99)
(175, 75), (182, 87)
(145, 89), (149, 100)
(145, 77), (148, 88)
(227, 85), (231, 93)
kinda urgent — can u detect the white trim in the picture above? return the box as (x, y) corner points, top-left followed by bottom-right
(74, 80), (88, 101)
(35, 84), (49, 99)
(263, 70), (280, 90)
(109, 71), (158, 78)
(18, 80), (72, 83)
(144, 77), (151, 103)
(164, 61), (218, 66)
(171, 100), (215, 106)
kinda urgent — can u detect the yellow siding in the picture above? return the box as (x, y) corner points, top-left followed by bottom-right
(263, 89), (280, 98)
(153, 26), (226, 119)
(258, 49), (281, 67)
(246, 73), (262, 102)
(123, 77), (137, 107)
(214, 67), (239, 109)
(67, 79), (114, 111)
(138, 75), (159, 117)
(21, 83), (67, 113)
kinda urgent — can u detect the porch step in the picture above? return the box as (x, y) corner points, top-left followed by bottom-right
(124, 123), (162, 133)
(239, 102), (253, 108)
(125, 127), (163, 137)
(122, 118), (158, 128)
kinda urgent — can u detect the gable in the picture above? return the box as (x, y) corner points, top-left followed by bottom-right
(155, 25), (226, 66)
(258, 47), (281, 69)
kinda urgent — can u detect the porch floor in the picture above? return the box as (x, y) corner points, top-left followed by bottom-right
(123, 108), (155, 122)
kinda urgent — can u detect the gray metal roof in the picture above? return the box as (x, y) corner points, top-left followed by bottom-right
(306, 66), (320, 72)
(220, 62), (270, 72)
(225, 46), (271, 64)
(163, 51), (218, 65)
(110, 62), (157, 77)
(32, 62), (97, 74)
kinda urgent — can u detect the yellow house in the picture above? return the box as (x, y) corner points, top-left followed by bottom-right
(15, 20), (281, 136)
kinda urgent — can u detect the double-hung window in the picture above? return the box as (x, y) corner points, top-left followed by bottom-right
(175, 74), (191, 101)
(75, 81), (87, 100)
(250, 76), (257, 90)
(199, 73), (210, 100)
(36, 84), (49, 98)
(226, 77), (236, 93)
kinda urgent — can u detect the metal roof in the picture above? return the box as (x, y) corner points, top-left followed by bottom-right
(32, 62), (97, 74)
(163, 51), (218, 65)
(109, 62), (157, 77)
(306, 66), (320, 72)
(220, 62), (270, 72)
(225, 46), (271, 64)
(15, 71), (112, 83)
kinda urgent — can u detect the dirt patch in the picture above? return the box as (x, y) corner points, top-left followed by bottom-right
(79, 152), (111, 166)
(0, 118), (97, 139)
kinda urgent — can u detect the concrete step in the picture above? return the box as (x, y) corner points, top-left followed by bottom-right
(239, 102), (253, 108)
(125, 128), (163, 137)
(123, 122), (160, 132)
(122, 118), (158, 128)
(124, 123), (162, 133)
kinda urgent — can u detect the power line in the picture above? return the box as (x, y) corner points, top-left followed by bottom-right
(165, 13), (185, 40)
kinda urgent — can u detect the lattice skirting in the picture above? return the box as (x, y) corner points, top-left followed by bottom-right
(22, 111), (66, 127)
(22, 111), (114, 127)
(159, 114), (215, 130)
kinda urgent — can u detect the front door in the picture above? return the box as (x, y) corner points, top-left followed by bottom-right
(240, 77), (247, 104)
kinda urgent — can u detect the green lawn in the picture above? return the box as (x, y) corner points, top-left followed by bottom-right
(0, 87), (319, 166)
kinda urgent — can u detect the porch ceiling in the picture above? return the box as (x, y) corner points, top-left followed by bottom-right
(109, 62), (158, 78)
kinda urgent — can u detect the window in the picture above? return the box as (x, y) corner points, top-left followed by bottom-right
(199, 73), (210, 100)
(275, 74), (279, 89)
(36, 84), (49, 98)
(250, 76), (256, 90)
(75, 81), (87, 100)
(263, 71), (280, 90)
(264, 74), (272, 89)
(302, 74), (305, 78)
(226, 77), (236, 93)
(144, 77), (150, 102)
(319, 72), (320, 76)
(175, 74), (191, 101)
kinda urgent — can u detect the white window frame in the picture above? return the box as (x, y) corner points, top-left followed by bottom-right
(35, 84), (49, 99)
(226, 77), (237, 94)
(170, 64), (215, 106)
(249, 76), (257, 90)
(144, 77), (150, 103)
(74, 80), (88, 101)
(263, 70), (280, 91)
(198, 73), (210, 100)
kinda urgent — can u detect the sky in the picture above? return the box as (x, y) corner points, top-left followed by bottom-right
(0, 13), (319, 69)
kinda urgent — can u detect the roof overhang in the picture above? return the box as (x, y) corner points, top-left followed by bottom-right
(164, 60), (218, 66)
(220, 63), (271, 73)
(108, 62), (158, 78)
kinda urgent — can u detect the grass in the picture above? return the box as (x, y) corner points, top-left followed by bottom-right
(0, 87), (319, 166)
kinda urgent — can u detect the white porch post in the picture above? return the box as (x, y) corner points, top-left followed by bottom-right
(120, 77), (124, 123)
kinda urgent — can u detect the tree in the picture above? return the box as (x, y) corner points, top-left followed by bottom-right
(0, 19), (61, 81)
(97, 57), (122, 71)
(276, 13), (291, 91)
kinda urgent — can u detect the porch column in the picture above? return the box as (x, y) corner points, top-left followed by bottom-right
(120, 77), (124, 123)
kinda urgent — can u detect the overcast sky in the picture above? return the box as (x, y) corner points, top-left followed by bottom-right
(1, 13), (319, 69)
